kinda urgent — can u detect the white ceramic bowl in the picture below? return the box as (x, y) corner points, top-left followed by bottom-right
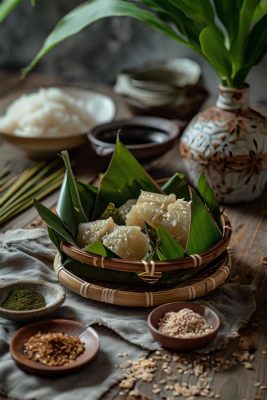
(0, 86), (116, 157)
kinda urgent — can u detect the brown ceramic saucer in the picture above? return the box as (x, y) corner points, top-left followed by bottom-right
(148, 302), (220, 351)
(10, 319), (99, 376)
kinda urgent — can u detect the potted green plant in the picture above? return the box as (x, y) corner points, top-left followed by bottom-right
(1, 0), (267, 203)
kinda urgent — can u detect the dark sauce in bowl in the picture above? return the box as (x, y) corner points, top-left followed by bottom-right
(98, 126), (168, 146)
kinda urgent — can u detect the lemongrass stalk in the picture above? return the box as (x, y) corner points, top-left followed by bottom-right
(0, 173), (12, 187)
(0, 175), (63, 225)
(1, 160), (59, 209)
(1, 168), (64, 214)
(0, 162), (46, 207)
(0, 174), (18, 193)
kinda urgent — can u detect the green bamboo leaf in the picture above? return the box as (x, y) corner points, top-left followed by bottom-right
(197, 174), (222, 231)
(156, 225), (185, 261)
(0, 0), (22, 23)
(84, 240), (120, 258)
(23, 0), (187, 75)
(47, 227), (64, 251)
(93, 138), (162, 218)
(57, 151), (88, 236)
(253, 0), (267, 24)
(162, 173), (190, 201)
(34, 200), (76, 246)
(199, 26), (232, 85)
(186, 188), (222, 255)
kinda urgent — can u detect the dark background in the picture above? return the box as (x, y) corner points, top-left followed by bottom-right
(0, 0), (266, 103)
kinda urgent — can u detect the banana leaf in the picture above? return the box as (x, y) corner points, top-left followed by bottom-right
(34, 200), (76, 245)
(197, 174), (222, 231)
(57, 152), (88, 238)
(93, 137), (162, 218)
(100, 202), (125, 225)
(77, 181), (97, 220)
(84, 240), (120, 258)
(156, 225), (185, 260)
(186, 188), (222, 254)
(161, 173), (190, 200)
(63, 257), (147, 286)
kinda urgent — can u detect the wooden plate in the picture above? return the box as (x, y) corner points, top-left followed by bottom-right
(10, 319), (99, 376)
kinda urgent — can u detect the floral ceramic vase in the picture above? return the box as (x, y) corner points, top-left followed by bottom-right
(180, 85), (267, 203)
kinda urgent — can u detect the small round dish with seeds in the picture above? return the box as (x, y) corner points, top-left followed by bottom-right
(148, 302), (220, 350)
(10, 319), (99, 376)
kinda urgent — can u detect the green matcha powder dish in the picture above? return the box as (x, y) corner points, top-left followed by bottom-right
(1, 288), (46, 311)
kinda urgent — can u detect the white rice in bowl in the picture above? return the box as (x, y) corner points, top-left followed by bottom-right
(0, 87), (95, 137)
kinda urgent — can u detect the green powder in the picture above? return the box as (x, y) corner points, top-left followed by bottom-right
(2, 288), (46, 311)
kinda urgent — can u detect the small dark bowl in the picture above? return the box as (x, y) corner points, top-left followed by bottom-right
(148, 302), (220, 351)
(88, 117), (180, 162)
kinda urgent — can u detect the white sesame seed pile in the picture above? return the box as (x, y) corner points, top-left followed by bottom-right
(158, 308), (213, 338)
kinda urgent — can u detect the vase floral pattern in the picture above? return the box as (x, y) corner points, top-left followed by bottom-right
(180, 85), (267, 203)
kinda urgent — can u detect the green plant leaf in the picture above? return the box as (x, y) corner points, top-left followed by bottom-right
(47, 227), (65, 251)
(197, 174), (222, 231)
(253, 0), (267, 24)
(93, 138), (162, 218)
(231, 0), (261, 73)
(186, 188), (222, 255)
(156, 225), (185, 260)
(23, 0), (187, 75)
(233, 14), (267, 86)
(141, 0), (201, 49)
(84, 240), (120, 258)
(168, 0), (214, 27)
(199, 26), (232, 85)
(0, 0), (22, 23)
(57, 151), (88, 236)
(213, 0), (243, 41)
(34, 200), (76, 246)
(162, 173), (190, 200)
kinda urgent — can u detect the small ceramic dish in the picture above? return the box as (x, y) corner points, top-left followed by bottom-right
(148, 302), (220, 350)
(0, 86), (116, 157)
(10, 319), (99, 376)
(88, 116), (180, 162)
(0, 280), (66, 322)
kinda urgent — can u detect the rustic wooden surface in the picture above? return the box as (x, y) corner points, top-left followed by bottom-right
(0, 73), (267, 400)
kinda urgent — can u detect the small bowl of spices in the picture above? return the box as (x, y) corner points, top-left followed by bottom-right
(0, 280), (66, 322)
(148, 302), (220, 350)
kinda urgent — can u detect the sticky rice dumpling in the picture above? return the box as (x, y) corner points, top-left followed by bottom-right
(102, 226), (149, 260)
(77, 217), (115, 248)
(161, 199), (191, 247)
(126, 191), (176, 228)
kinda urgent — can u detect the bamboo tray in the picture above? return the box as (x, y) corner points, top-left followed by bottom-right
(54, 251), (231, 307)
(61, 214), (232, 275)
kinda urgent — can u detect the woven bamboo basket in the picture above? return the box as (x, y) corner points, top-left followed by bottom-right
(60, 214), (231, 275)
(54, 250), (231, 307)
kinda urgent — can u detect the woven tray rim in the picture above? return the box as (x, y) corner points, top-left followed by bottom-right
(61, 214), (232, 273)
(54, 251), (231, 307)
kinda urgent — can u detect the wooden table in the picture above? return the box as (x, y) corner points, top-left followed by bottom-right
(1, 73), (267, 400)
